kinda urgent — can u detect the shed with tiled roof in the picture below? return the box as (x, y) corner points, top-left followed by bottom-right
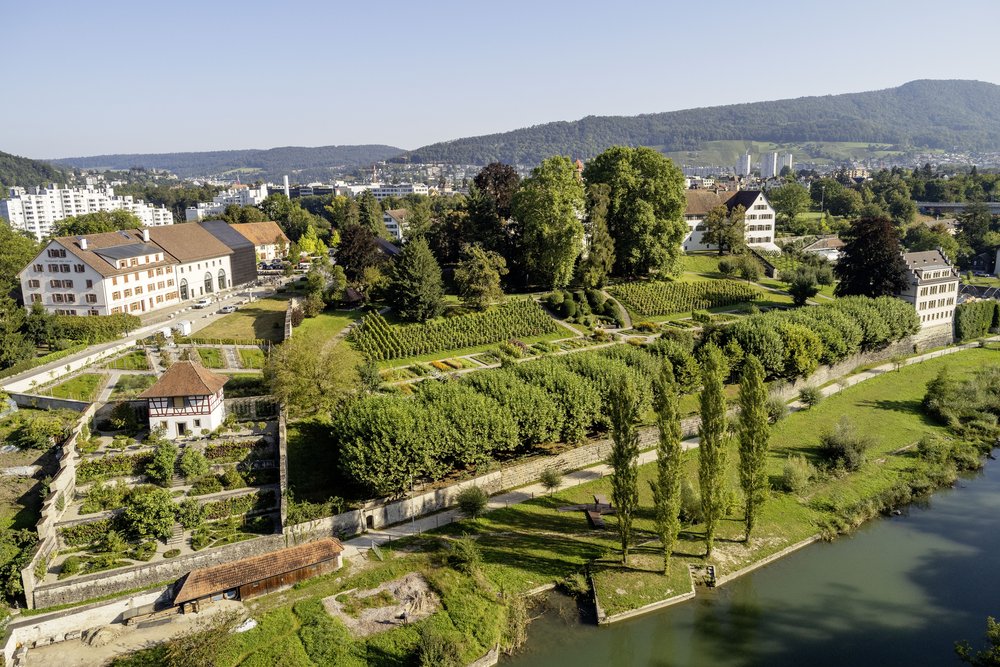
(172, 539), (344, 610)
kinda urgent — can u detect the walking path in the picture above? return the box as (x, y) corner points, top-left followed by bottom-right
(342, 337), (999, 560)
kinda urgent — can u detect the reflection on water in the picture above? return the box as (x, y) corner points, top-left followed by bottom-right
(506, 462), (1000, 667)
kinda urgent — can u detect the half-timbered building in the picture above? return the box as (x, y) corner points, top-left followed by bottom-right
(139, 361), (228, 439)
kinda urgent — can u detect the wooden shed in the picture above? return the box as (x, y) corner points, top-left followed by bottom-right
(171, 538), (344, 612)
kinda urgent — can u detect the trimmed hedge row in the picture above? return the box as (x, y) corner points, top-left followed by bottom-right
(77, 452), (152, 484)
(955, 300), (999, 341)
(609, 279), (760, 316)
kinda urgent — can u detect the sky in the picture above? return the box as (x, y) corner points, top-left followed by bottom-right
(5, 0), (1000, 159)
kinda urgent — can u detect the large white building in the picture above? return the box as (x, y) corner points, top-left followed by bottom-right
(682, 190), (777, 252)
(897, 250), (959, 330)
(1, 185), (173, 241)
(382, 209), (410, 241)
(735, 152), (752, 177)
(18, 222), (259, 316)
(368, 183), (429, 200)
(184, 184), (269, 221)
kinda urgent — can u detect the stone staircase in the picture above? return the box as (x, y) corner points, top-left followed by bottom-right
(167, 523), (185, 549)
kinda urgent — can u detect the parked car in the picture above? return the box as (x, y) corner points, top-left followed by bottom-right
(193, 298), (213, 308)
(218, 305), (238, 314)
(297, 261), (312, 271)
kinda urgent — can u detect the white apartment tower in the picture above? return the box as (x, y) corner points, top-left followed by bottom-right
(735, 152), (752, 177)
(1, 185), (173, 241)
(759, 152), (780, 179)
(184, 183), (269, 221)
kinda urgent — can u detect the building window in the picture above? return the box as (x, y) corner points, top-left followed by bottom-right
(112, 291), (121, 299)
(112, 276), (118, 286)
(85, 279), (93, 288)
(194, 419), (201, 428)
(217, 269), (226, 290)
(148, 270), (154, 278)
(173, 396), (184, 409)
(86, 294), (97, 303)
(74, 264), (85, 272)
(28, 280), (39, 288)
(30, 294), (41, 303)
(60, 265), (70, 273)
(88, 309), (99, 316)
(34, 264), (43, 272)
(204, 272), (214, 294)
(53, 294), (64, 303)
(156, 267), (163, 276)
(135, 286), (143, 295)
(124, 289), (132, 297)
(166, 266), (172, 274)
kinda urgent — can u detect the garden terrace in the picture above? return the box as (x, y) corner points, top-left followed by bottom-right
(350, 300), (559, 362)
(609, 279), (761, 318)
(194, 297), (289, 343)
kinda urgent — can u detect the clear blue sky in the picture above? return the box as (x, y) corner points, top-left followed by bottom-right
(5, 0), (1000, 159)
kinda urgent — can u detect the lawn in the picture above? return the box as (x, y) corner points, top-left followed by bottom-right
(296, 309), (364, 339)
(679, 252), (725, 276)
(964, 275), (1000, 288)
(109, 374), (156, 399)
(237, 348), (266, 369)
(44, 373), (106, 402)
(197, 347), (226, 369)
(104, 350), (150, 371)
(195, 297), (289, 343)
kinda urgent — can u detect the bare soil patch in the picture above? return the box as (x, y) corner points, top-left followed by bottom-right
(322, 572), (439, 637)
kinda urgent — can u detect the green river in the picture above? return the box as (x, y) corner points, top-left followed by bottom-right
(505, 459), (1000, 666)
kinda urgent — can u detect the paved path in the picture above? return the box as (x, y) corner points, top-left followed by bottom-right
(342, 337), (999, 560)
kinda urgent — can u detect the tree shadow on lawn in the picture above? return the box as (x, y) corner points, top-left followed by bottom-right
(858, 398), (937, 424)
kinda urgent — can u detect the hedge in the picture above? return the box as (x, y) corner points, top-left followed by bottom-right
(955, 300), (999, 341)
(77, 452), (152, 483)
(0, 343), (90, 380)
(609, 279), (760, 316)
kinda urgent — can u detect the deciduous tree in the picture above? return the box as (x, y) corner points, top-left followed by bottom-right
(649, 360), (683, 573)
(698, 344), (730, 558)
(264, 332), (361, 419)
(51, 210), (141, 236)
(834, 217), (909, 297)
(702, 205), (746, 255)
(737, 355), (770, 541)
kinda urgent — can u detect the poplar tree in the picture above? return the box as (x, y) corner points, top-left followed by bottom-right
(649, 360), (684, 574)
(698, 344), (730, 558)
(737, 354), (771, 541)
(608, 376), (641, 565)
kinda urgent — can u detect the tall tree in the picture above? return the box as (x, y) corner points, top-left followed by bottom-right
(956, 200), (995, 261)
(220, 204), (268, 224)
(582, 146), (687, 277)
(904, 222), (960, 263)
(50, 210), (142, 237)
(510, 156), (585, 289)
(357, 190), (388, 238)
(387, 236), (444, 321)
(737, 354), (770, 541)
(834, 217), (909, 297)
(263, 332), (361, 419)
(702, 204), (746, 255)
(473, 162), (520, 220)
(336, 224), (383, 281)
(767, 183), (810, 229)
(608, 376), (641, 565)
(577, 183), (616, 288)
(0, 223), (39, 295)
(698, 344), (730, 558)
(454, 244), (508, 310)
(649, 360), (683, 574)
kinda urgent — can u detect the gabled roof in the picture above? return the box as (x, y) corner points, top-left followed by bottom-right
(139, 361), (228, 398)
(229, 221), (289, 246)
(172, 538), (344, 605)
(384, 208), (408, 223)
(376, 237), (401, 256)
(52, 231), (173, 278)
(725, 190), (763, 212)
(147, 223), (233, 262)
(683, 190), (727, 216)
(199, 220), (257, 251)
(803, 236), (845, 252)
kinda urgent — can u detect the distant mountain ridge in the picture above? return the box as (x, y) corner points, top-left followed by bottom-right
(0, 151), (67, 189)
(399, 79), (1000, 165)
(52, 145), (405, 182)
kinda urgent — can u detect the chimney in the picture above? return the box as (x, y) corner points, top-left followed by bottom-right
(79, 238), (88, 250)
(142, 228), (150, 243)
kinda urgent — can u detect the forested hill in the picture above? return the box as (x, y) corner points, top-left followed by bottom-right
(52, 144), (405, 181)
(0, 151), (67, 189)
(400, 80), (1000, 165)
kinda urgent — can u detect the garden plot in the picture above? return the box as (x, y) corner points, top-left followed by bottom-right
(323, 572), (439, 637)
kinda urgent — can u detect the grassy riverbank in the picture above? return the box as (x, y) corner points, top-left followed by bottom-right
(113, 346), (1000, 666)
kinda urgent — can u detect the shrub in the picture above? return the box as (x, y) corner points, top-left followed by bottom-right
(145, 439), (178, 486)
(219, 468), (247, 490)
(819, 417), (873, 471)
(955, 300), (999, 341)
(798, 386), (822, 408)
(122, 486), (176, 540)
(109, 401), (140, 433)
(539, 468), (563, 494)
(191, 526), (210, 551)
(189, 474), (223, 496)
(131, 541), (157, 561)
(61, 555), (82, 576)
(418, 624), (462, 667)
(163, 549), (181, 559)
(80, 481), (129, 514)
(782, 455), (813, 493)
(176, 498), (204, 529)
(60, 519), (113, 547)
(680, 479), (702, 524)
(178, 448), (209, 481)
(456, 486), (489, 519)
(766, 396), (788, 423)
(77, 452), (151, 483)
(446, 536), (482, 573)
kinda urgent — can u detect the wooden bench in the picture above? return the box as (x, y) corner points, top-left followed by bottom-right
(593, 494), (610, 507)
(585, 510), (606, 528)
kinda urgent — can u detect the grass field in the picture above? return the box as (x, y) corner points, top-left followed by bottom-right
(197, 347), (226, 369)
(196, 297), (289, 342)
(104, 350), (149, 371)
(237, 348), (266, 369)
(295, 309), (364, 339)
(44, 373), (106, 402)
(109, 374), (156, 399)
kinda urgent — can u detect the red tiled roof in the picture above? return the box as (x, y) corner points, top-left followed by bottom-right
(173, 539), (344, 605)
(139, 361), (228, 398)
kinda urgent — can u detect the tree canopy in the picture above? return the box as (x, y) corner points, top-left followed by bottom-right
(835, 217), (909, 298)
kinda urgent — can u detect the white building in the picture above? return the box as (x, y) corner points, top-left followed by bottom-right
(759, 152), (779, 179)
(368, 183), (429, 200)
(18, 222), (255, 316)
(382, 209), (410, 241)
(184, 184), (269, 221)
(1, 185), (173, 241)
(682, 190), (777, 252)
(897, 250), (959, 330)
(229, 221), (289, 261)
(735, 152), (752, 177)
(780, 153), (794, 173)
(140, 361), (228, 439)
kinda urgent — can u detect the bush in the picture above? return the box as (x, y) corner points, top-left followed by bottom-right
(61, 555), (82, 576)
(189, 474), (223, 496)
(446, 536), (482, 573)
(680, 479), (702, 524)
(782, 455), (813, 493)
(109, 401), (140, 433)
(418, 624), (462, 667)
(80, 481), (129, 514)
(539, 468), (563, 494)
(178, 448), (209, 481)
(219, 468), (247, 490)
(163, 548), (181, 559)
(176, 498), (204, 529)
(798, 386), (822, 408)
(131, 541), (157, 561)
(819, 417), (873, 471)
(766, 396), (788, 423)
(145, 440), (178, 486)
(955, 300), (999, 341)
(456, 486), (489, 519)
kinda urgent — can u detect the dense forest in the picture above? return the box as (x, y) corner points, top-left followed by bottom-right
(52, 145), (405, 181)
(0, 151), (67, 189)
(400, 80), (1000, 165)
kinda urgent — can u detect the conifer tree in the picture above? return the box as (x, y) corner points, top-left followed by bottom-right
(737, 354), (770, 541)
(578, 183), (616, 288)
(698, 344), (730, 558)
(649, 360), (683, 573)
(608, 376), (641, 565)
(387, 236), (444, 322)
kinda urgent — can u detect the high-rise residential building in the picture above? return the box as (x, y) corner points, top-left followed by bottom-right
(735, 152), (753, 177)
(759, 152), (780, 179)
(184, 183), (269, 221)
(779, 153), (794, 173)
(1, 185), (174, 241)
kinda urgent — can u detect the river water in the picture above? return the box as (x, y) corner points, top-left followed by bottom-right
(505, 460), (1000, 667)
